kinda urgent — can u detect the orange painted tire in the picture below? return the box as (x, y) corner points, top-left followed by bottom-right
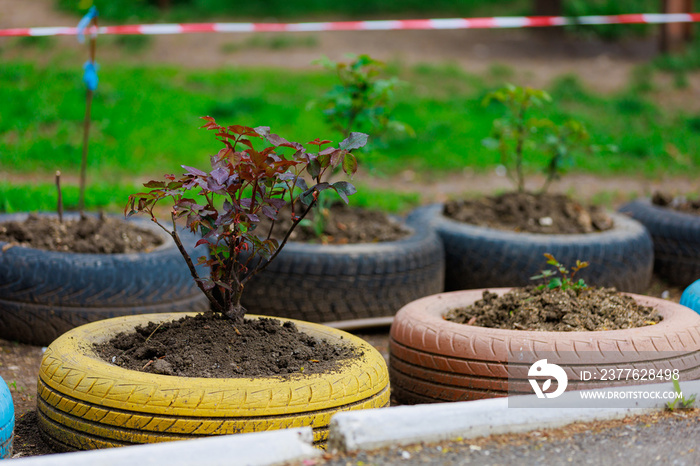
(390, 289), (700, 404)
(38, 313), (389, 451)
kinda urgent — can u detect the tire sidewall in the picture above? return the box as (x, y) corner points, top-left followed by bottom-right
(619, 199), (700, 287)
(412, 203), (653, 293)
(241, 217), (445, 322)
(0, 212), (204, 307)
(40, 312), (389, 417)
(391, 288), (700, 362)
(390, 288), (700, 402)
(0, 213), (209, 345)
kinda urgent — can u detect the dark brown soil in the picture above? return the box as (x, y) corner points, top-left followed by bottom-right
(652, 191), (700, 215)
(0, 213), (163, 253)
(12, 411), (55, 458)
(443, 192), (614, 234)
(271, 203), (409, 245)
(93, 312), (360, 378)
(444, 286), (661, 331)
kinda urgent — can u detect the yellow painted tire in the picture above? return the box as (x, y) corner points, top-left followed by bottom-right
(37, 313), (390, 451)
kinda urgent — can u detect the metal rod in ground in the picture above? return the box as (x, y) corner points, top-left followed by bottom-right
(78, 89), (93, 214)
(55, 170), (63, 223)
(79, 15), (98, 215)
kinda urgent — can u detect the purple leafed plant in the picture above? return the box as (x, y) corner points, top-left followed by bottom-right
(126, 117), (367, 322)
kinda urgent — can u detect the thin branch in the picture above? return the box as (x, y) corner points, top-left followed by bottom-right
(240, 197), (317, 285)
(164, 211), (223, 313)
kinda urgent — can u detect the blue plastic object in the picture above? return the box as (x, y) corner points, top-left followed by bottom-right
(0, 377), (14, 459)
(680, 279), (700, 315)
(83, 60), (99, 91)
(77, 6), (98, 43)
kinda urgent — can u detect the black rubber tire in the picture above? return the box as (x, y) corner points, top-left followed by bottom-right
(0, 213), (209, 346)
(619, 199), (700, 288)
(409, 204), (653, 293)
(240, 218), (445, 323)
(0, 377), (13, 459)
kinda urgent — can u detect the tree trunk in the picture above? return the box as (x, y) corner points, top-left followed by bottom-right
(533, 0), (562, 16)
(533, 0), (564, 39)
(660, 0), (695, 54)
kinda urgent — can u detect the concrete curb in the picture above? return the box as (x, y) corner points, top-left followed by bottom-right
(328, 380), (700, 452)
(12, 427), (320, 466)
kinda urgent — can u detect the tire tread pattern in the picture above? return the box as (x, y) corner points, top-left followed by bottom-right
(37, 313), (390, 451)
(240, 220), (445, 322)
(389, 289), (700, 404)
(0, 213), (209, 345)
(411, 204), (653, 293)
(619, 200), (700, 287)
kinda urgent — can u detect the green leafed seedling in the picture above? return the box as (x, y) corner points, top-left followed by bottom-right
(531, 253), (589, 293)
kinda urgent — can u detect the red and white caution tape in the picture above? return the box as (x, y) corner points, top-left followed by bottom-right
(1, 13), (699, 37)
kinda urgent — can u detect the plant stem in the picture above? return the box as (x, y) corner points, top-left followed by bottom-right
(157, 212), (223, 313)
(241, 197), (317, 285)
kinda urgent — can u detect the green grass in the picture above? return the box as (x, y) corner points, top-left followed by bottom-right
(564, 0), (659, 40)
(350, 187), (421, 214)
(0, 180), (419, 216)
(1, 60), (698, 213)
(655, 36), (700, 72)
(0, 181), (140, 214)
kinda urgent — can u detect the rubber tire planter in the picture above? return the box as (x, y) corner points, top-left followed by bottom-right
(240, 218), (445, 323)
(37, 313), (390, 451)
(619, 199), (700, 288)
(0, 213), (209, 346)
(389, 289), (700, 404)
(681, 279), (700, 315)
(0, 377), (13, 459)
(410, 204), (653, 293)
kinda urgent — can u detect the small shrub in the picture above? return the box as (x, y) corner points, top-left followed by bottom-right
(482, 84), (592, 193)
(126, 117), (367, 322)
(311, 54), (412, 142)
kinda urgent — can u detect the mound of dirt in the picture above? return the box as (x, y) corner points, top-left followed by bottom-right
(443, 191), (614, 234)
(445, 286), (661, 331)
(0, 213), (162, 253)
